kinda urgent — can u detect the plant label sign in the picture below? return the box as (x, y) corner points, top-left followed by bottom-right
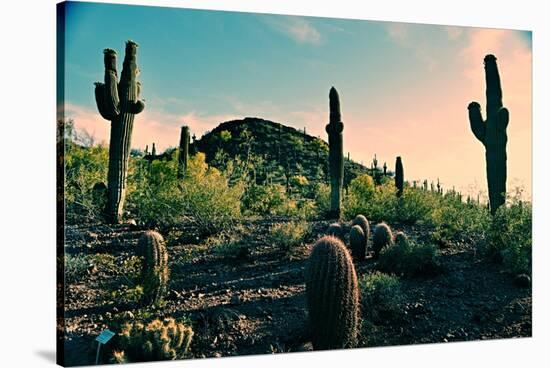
(95, 330), (115, 345)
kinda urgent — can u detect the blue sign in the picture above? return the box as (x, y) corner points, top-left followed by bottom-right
(95, 329), (115, 345)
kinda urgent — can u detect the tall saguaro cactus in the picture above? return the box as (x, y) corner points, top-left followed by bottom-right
(94, 41), (145, 223)
(177, 125), (190, 179)
(326, 87), (344, 218)
(468, 54), (509, 215)
(395, 156), (404, 197)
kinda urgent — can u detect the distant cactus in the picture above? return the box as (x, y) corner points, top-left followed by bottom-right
(305, 236), (359, 350)
(468, 54), (509, 215)
(395, 156), (404, 197)
(326, 222), (344, 241)
(383, 161), (387, 176)
(137, 231), (169, 304)
(177, 125), (189, 179)
(326, 87), (344, 218)
(373, 222), (393, 257)
(94, 41), (145, 223)
(350, 225), (366, 261)
(112, 318), (193, 363)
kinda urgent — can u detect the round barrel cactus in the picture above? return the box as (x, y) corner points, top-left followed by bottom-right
(350, 225), (366, 261)
(305, 236), (359, 350)
(372, 222), (393, 257)
(137, 231), (169, 304)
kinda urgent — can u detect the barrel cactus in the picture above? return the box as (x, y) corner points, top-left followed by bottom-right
(177, 125), (189, 179)
(94, 41), (145, 223)
(137, 231), (169, 304)
(326, 222), (344, 241)
(351, 214), (370, 240)
(395, 156), (404, 197)
(372, 222), (393, 257)
(350, 225), (366, 261)
(326, 87), (344, 218)
(112, 318), (193, 363)
(305, 236), (359, 350)
(394, 231), (409, 246)
(468, 54), (509, 215)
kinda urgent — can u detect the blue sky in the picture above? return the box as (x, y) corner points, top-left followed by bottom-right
(61, 1), (532, 198)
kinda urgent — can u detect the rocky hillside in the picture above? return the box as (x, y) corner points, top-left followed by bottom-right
(191, 117), (377, 187)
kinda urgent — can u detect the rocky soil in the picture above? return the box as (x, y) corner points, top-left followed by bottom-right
(60, 218), (531, 366)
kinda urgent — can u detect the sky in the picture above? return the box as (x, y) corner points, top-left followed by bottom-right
(60, 1), (532, 199)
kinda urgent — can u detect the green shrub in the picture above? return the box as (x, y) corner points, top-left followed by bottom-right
(343, 174), (376, 218)
(431, 195), (491, 242)
(126, 152), (244, 233)
(269, 221), (309, 253)
(487, 199), (532, 275)
(359, 271), (403, 323)
(241, 184), (288, 216)
(378, 234), (440, 277)
(64, 142), (109, 223)
(64, 255), (90, 282)
(313, 183), (331, 218)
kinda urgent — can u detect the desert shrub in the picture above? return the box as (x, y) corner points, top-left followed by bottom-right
(269, 221), (309, 253)
(359, 272), (403, 323)
(343, 174), (376, 218)
(209, 233), (250, 260)
(64, 142), (109, 223)
(241, 184), (288, 215)
(312, 182), (331, 218)
(378, 235), (440, 277)
(111, 318), (193, 363)
(487, 198), (532, 275)
(126, 153), (244, 233)
(395, 188), (437, 224)
(431, 195), (491, 243)
(64, 255), (90, 282)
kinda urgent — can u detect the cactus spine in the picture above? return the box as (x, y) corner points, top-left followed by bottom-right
(350, 225), (366, 261)
(395, 156), (404, 197)
(305, 236), (359, 350)
(94, 41), (145, 223)
(177, 125), (190, 179)
(137, 231), (169, 304)
(468, 54), (509, 215)
(326, 87), (344, 218)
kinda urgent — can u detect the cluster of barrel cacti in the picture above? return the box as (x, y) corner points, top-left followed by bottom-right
(112, 318), (193, 363)
(137, 231), (169, 305)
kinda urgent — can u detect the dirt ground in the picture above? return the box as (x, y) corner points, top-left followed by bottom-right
(61, 218), (531, 366)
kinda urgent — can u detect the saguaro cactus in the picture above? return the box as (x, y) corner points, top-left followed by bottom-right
(137, 231), (169, 304)
(177, 125), (190, 179)
(305, 236), (359, 350)
(395, 156), (404, 197)
(94, 41), (145, 223)
(326, 87), (344, 218)
(468, 54), (509, 215)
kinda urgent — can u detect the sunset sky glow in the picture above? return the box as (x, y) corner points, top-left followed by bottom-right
(61, 1), (532, 198)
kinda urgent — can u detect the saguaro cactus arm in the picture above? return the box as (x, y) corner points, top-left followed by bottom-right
(468, 102), (485, 144)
